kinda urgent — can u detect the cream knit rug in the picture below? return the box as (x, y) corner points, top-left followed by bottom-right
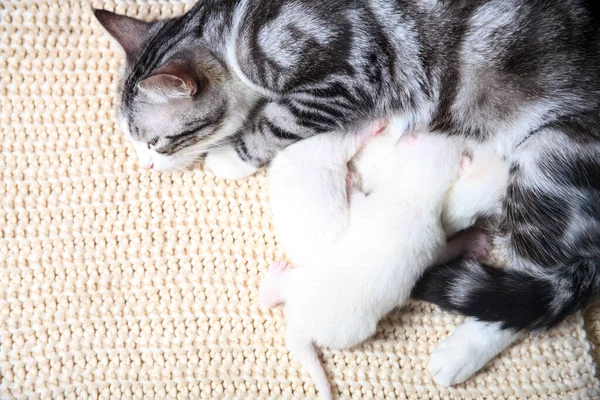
(1, 1), (599, 399)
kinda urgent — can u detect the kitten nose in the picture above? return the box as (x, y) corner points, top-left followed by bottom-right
(140, 162), (154, 170)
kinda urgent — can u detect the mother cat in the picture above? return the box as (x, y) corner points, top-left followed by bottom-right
(95, 0), (600, 386)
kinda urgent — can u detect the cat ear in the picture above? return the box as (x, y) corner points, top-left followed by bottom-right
(93, 9), (152, 57)
(137, 60), (198, 102)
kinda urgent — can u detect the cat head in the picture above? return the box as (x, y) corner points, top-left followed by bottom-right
(94, 10), (255, 172)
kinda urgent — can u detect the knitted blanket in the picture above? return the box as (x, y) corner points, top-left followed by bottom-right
(1, 1), (598, 398)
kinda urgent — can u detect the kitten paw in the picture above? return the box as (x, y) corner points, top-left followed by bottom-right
(259, 261), (292, 309)
(205, 147), (258, 180)
(463, 229), (491, 260)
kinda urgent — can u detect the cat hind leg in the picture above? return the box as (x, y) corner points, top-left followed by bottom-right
(429, 320), (519, 386)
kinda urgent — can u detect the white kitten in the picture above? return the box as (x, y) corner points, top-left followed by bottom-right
(261, 118), (508, 399)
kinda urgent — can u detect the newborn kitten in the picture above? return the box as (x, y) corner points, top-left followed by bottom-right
(260, 119), (509, 399)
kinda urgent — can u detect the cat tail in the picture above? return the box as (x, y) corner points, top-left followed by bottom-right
(286, 333), (332, 400)
(412, 257), (600, 331)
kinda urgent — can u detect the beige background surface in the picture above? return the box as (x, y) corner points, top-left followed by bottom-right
(1, 1), (599, 398)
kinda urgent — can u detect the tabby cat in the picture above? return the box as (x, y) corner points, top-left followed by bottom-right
(95, 0), (600, 386)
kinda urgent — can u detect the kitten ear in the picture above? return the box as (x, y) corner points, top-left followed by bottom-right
(137, 60), (198, 102)
(93, 9), (152, 57)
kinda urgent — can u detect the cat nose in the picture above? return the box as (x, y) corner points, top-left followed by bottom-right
(140, 162), (154, 170)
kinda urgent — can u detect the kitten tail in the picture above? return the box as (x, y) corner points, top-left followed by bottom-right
(286, 334), (332, 400)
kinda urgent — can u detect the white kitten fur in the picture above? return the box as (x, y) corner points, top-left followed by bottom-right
(263, 117), (509, 398)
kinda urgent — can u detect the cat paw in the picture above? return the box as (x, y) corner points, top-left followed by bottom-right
(259, 261), (292, 309)
(205, 147), (258, 180)
(429, 320), (519, 386)
(463, 229), (491, 260)
(429, 332), (482, 386)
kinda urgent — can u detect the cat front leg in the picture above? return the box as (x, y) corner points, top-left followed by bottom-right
(204, 145), (259, 180)
(205, 95), (376, 180)
(205, 100), (307, 179)
(429, 319), (520, 386)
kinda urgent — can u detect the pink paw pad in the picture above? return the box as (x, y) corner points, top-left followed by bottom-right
(259, 261), (292, 309)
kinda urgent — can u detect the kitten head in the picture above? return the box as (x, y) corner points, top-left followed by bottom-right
(94, 10), (254, 172)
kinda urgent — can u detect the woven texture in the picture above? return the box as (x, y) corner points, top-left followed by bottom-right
(585, 299), (600, 376)
(1, 1), (599, 398)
